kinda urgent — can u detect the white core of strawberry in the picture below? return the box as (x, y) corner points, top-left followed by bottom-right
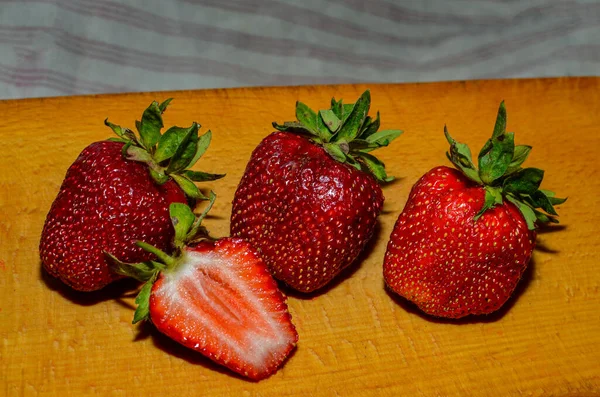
(153, 247), (293, 370)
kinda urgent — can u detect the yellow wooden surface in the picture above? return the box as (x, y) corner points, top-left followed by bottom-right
(1, 78), (599, 396)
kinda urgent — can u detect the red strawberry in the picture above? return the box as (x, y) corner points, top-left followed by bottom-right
(40, 100), (223, 291)
(231, 90), (402, 293)
(383, 102), (566, 318)
(110, 200), (298, 380)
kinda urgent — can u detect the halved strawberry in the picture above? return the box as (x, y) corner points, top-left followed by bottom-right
(109, 198), (298, 380)
(150, 238), (297, 380)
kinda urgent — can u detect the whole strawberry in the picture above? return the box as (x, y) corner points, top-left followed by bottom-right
(383, 102), (566, 318)
(231, 90), (402, 293)
(110, 199), (298, 381)
(40, 100), (223, 291)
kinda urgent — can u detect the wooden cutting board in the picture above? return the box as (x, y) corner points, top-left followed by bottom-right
(1, 78), (598, 396)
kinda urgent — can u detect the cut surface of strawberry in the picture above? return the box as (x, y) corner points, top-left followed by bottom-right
(150, 239), (298, 380)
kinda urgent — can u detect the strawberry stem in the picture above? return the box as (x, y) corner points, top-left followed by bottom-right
(108, 201), (217, 325)
(105, 100), (225, 199)
(104, 251), (164, 282)
(273, 90), (403, 183)
(445, 101), (566, 229)
(136, 241), (176, 267)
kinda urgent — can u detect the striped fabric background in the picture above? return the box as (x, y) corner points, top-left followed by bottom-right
(0, 0), (598, 99)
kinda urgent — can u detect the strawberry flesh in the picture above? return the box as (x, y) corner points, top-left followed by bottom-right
(149, 238), (298, 380)
(231, 132), (383, 293)
(384, 166), (535, 318)
(40, 141), (186, 291)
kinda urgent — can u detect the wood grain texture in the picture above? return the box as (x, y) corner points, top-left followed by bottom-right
(0, 78), (599, 396)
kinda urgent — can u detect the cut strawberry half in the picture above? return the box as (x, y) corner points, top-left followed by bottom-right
(107, 198), (298, 380)
(151, 239), (298, 380)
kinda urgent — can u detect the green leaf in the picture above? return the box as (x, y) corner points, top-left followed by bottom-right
(506, 145), (532, 174)
(492, 101), (507, 139)
(548, 196), (568, 206)
(286, 101), (332, 142)
(323, 142), (347, 163)
(341, 103), (355, 123)
(274, 90), (400, 183)
(125, 145), (155, 164)
(104, 251), (164, 282)
(357, 152), (392, 183)
(506, 195), (537, 230)
(121, 140), (132, 158)
(138, 101), (164, 149)
(122, 260), (163, 281)
(183, 170), (225, 182)
(187, 191), (217, 242)
(477, 101), (513, 184)
(197, 190), (216, 224)
(314, 111), (333, 142)
(478, 131), (515, 185)
(344, 155), (363, 171)
(170, 203), (196, 243)
(523, 190), (564, 224)
(166, 124), (199, 174)
(187, 130), (212, 169)
(350, 130), (402, 154)
(348, 139), (379, 153)
(474, 186), (503, 220)
(445, 127), (482, 183)
(526, 190), (558, 216)
(540, 189), (568, 205)
(124, 129), (138, 142)
(153, 124), (196, 164)
(331, 98), (343, 120)
(104, 119), (126, 139)
(105, 119), (138, 145)
(315, 119), (333, 142)
(503, 167), (544, 195)
(336, 90), (371, 142)
(365, 129), (403, 147)
(272, 121), (319, 138)
(158, 98), (173, 113)
(171, 174), (207, 200)
(532, 208), (558, 224)
(149, 169), (169, 185)
(133, 276), (157, 324)
(295, 101), (320, 134)
(320, 109), (341, 133)
(106, 137), (128, 143)
(361, 111), (380, 138)
(540, 189), (555, 197)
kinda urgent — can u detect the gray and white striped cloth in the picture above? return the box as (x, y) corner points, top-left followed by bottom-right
(1, 0), (598, 99)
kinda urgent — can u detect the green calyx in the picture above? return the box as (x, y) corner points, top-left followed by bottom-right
(105, 194), (217, 323)
(272, 90), (403, 183)
(106, 99), (225, 200)
(445, 101), (566, 230)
